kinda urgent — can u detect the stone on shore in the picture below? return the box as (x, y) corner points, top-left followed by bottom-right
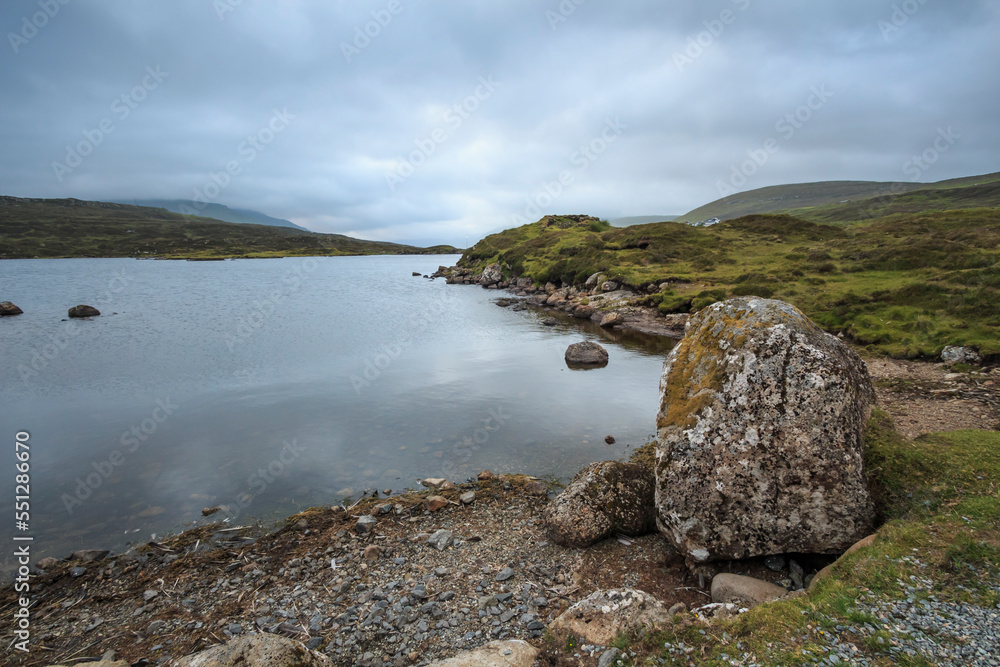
(0, 301), (23, 316)
(549, 589), (670, 645)
(68, 304), (100, 318)
(941, 345), (980, 365)
(479, 263), (503, 286)
(655, 297), (876, 563)
(70, 549), (109, 562)
(174, 633), (332, 666)
(572, 304), (595, 318)
(710, 573), (788, 607)
(426, 639), (538, 666)
(565, 341), (609, 367)
(425, 495), (449, 511)
(543, 461), (656, 548)
(599, 311), (625, 328)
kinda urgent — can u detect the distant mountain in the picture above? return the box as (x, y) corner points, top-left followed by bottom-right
(675, 172), (1000, 223)
(609, 215), (679, 227)
(120, 199), (309, 231)
(0, 196), (458, 258)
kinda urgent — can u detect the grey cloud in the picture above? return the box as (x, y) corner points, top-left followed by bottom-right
(1, 0), (997, 246)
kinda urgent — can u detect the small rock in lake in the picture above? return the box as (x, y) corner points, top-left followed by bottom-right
(71, 549), (109, 562)
(541, 317), (558, 326)
(68, 304), (100, 318)
(478, 470), (496, 480)
(202, 506), (221, 516)
(0, 301), (23, 316)
(565, 341), (609, 367)
(604, 435), (616, 444)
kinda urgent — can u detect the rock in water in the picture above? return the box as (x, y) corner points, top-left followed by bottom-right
(68, 304), (100, 318)
(655, 297), (875, 563)
(565, 341), (609, 367)
(0, 301), (23, 316)
(543, 461), (656, 548)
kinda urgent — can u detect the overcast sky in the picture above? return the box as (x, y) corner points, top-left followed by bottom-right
(2, 0), (998, 246)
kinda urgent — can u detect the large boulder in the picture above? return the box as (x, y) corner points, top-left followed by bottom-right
(655, 297), (875, 563)
(565, 341), (609, 367)
(543, 461), (656, 548)
(175, 634), (331, 666)
(479, 263), (503, 286)
(0, 301), (23, 316)
(68, 304), (100, 318)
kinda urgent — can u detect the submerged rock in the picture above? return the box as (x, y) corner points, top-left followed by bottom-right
(0, 301), (23, 316)
(68, 304), (100, 318)
(565, 341), (609, 367)
(655, 297), (876, 563)
(543, 461), (656, 548)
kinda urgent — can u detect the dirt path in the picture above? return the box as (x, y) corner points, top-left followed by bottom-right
(867, 358), (1000, 439)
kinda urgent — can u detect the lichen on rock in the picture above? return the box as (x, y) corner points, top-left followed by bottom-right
(655, 297), (876, 563)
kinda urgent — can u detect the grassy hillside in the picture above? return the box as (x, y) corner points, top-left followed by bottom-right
(676, 171), (1000, 223)
(457, 210), (1000, 359)
(0, 196), (458, 258)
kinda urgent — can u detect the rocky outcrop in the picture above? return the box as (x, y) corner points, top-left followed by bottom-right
(542, 461), (656, 548)
(655, 297), (876, 563)
(68, 304), (100, 318)
(565, 341), (609, 367)
(174, 634), (332, 666)
(0, 301), (23, 316)
(710, 573), (788, 607)
(427, 640), (537, 666)
(479, 263), (503, 286)
(549, 589), (671, 645)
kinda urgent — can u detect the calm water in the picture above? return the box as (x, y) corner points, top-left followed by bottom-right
(0, 256), (674, 572)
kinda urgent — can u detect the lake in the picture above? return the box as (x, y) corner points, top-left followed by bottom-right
(0, 255), (674, 572)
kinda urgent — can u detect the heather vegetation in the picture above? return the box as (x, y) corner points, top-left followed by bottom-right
(457, 183), (1000, 359)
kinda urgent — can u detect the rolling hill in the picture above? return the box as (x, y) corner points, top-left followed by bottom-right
(456, 202), (1000, 359)
(676, 172), (1000, 223)
(120, 199), (309, 231)
(0, 196), (458, 258)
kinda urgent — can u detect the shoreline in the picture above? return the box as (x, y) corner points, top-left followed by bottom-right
(3, 275), (999, 666)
